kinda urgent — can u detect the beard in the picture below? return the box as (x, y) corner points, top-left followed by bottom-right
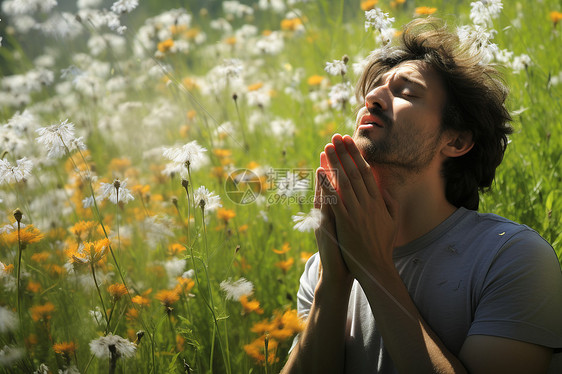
(353, 120), (443, 174)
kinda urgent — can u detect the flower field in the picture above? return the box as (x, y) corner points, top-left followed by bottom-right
(0, 0), (561, 373)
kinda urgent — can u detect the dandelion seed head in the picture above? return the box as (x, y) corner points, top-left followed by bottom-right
(0, 306), (18, 333)
(194, 186), (222, 212)
(0, 345), (25, 366)
(220, 277), (254, 300)
(324, 59), (347, 76)
(89, 333), (136, 359)
(292, 208), (321, 232)
(0, 158), (33, 185)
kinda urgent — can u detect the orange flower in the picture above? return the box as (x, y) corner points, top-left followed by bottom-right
(551, 11), (562, 26)
(2, 225), (44, 247)
(132, 295), (151, 307)
(1, 263), (14, 274)
(175, 277), (195, 293)
(108, 283), (128, 302)
(126, 307), (139, 321)
(273, 242), (291, 255)
(168, 243), (186, 256)
(157, 39), (174, 53)
(224, 36), (237, 45)
(415, 6), (437, 15)
(281, 18), (303, 31)
(30, 252), (50, 263)
(275, 257), (295, 273)
(360, 0), (378, 11)
(247, 82), (264, 91)
(240, 295), (264, 315)
(69, 220), (99, 241)
(300, 251), (314, 263)
(27, 281), (42, 293)
(53, 341), (77, 356)
(243, 336), (279, 365)
(307, 75), (325, 86)
(217, 208), (236, 222)
(155, 289), (180, 308)
(68, 238), (110, 265)
(31, 302), (55, 322)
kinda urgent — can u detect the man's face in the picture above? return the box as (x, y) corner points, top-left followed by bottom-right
(353, 60), (447, 173)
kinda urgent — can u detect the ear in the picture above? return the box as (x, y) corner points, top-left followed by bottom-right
(441, 131), (474, 158)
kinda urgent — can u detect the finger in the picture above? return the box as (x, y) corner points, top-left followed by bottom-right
(381, 188), (400, 221)
(332, 134), (370, 200)
(318, 168), (347, 218)
(314, 167), (322, 209)
(342, 135), (380, 199)
(325, 142), (359, 211)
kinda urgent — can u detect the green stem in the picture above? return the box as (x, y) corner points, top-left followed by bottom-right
(90, 263), (110, 329)
(16, 221), (23, 336)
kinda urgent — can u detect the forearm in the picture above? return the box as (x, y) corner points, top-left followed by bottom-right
(358, 267), (467, 374)
(282, 277), (352, 374)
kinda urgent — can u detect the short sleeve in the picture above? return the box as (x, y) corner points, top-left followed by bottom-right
(468, 229), (562, 349)
(296, 252), (321, 320)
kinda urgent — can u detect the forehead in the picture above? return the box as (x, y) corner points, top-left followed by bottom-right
(380, 60), (443, 89)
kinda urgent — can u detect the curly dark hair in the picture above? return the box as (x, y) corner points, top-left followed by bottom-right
(356, 18), (512, 210)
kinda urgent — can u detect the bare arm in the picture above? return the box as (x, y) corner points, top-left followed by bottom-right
(282, 153), (353, 373)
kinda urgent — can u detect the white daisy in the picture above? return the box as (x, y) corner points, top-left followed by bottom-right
(364, 9), (395, 32)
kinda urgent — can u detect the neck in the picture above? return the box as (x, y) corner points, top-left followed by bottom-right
(372, 164), (457, 248)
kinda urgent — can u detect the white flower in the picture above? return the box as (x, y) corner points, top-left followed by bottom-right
(98, 179), (134, 204)
(0, 345), (24, 366)
(58, 364), (80, 374)
(111, 0), (138, 14)
(329, 81), (355, 110)
(89, 333), (136, 359)
(0, 157), (33, 185)
(511, 54), (531, 73)
(292, 208), (322, 232)
(364, 9), (395, 32)
(33, 363), (49, 374)
(223, 1), (254, 17)
(456, 25), (498, 64)
(470, 0), (503, 27)
(220, 277), (254, 300)
(324, 59), (347, 76)
(194, 186), (222, 212)
(162, 140), (207, 169)
(182, 269), (195, 279)
(36, 119), (80, 159)
(0, 306), (18, 333)
(164, 258), (186, 281)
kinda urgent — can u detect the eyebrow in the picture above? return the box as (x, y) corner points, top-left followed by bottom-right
(379, 70), (428, 90)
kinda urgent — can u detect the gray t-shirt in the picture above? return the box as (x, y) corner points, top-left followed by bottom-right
(295, 208), (562, 373)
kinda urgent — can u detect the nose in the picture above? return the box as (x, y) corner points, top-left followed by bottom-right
(365, 83), (390, 112)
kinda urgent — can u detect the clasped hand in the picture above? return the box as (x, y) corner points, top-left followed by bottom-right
(314, 134), (399, 286)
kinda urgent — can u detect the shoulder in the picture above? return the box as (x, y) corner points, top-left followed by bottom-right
(455, 209), (554, 258)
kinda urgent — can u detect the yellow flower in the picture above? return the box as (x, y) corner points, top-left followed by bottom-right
(247, 82), (264, 91)
(69, 221), (99, 241)
(275, 257), (295, 273)
(108, 283), (128, 302)
(132, 295), (151, 307)
(224, 36), (237, 45)
(157, 39), (174, 53)
(2, 225), (44, 247)
(281, 18), (303, 31)
(415, 6), (437, 15)
(155, 289), (180, 308)
(360, 0), (378, 11)
(244, 336), (279, 365)
(272, 242), (291, 254)
(551, 11), (562, 26)
(31, 302), (55, 322)
(240, 295), (264, 315)
(53, 341), (77, 356)
(307, 75), (325, 86)
(30, 251), (50, 263)
(217, 208), (236, 222)
(68, 238), (110, 265)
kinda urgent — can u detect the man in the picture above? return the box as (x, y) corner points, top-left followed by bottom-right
(282, 18), (562, 373)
